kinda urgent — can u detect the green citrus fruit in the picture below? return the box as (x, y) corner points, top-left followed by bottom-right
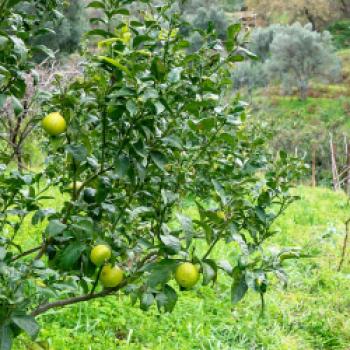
(83, 188), (96, 204)
(175, 262), (199, 289)
(42, 112), (67, 136)
(100, 264), (123, 288)
(217, 211), (226, 220)
(90, 244), (111, 266)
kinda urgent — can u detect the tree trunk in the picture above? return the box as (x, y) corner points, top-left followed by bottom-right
(330, 134), (340, 191)
(311, 146), (316, 187)
(299, 79), (308, 100)
(15, 147), (24, 172)
(304, 7), (317, 30)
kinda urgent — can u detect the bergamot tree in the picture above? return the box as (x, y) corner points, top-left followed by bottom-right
(0, 1), (306, 348)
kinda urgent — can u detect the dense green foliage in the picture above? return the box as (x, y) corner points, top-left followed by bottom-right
(328, 19), (350, 49)
(0, 0), (65, 170)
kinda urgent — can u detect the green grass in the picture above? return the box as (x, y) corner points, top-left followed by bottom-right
(12, 186), (350, 350)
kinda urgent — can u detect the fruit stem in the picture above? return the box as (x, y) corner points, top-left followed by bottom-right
(90, 265), (103, 295)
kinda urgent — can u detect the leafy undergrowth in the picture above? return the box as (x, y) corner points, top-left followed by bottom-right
(14, 186), (350, 350)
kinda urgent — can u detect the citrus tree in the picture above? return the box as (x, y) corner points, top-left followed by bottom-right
(0, 0), (306, 348)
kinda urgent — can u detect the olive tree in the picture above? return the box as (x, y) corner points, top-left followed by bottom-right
(248, 25), (280, 62)
(181, 0), (229, 40)
(232, 61), (268, 100)
(265, 23), (341, 100)
(0, 1), (306, 348)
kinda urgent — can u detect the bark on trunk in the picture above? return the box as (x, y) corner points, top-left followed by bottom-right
(304, 7), (317, 30)
(299, 79), (308, 100)
(15, 147), (23, 172)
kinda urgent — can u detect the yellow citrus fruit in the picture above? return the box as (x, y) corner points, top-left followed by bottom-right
(175, 262), (199, 289)
(68, 181), (83, 191)
(90, 244), (111, 266)
(42, 112), (67, 136)
(100, 264), (123, 288)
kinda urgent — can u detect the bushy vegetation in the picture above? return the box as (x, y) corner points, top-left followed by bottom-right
(328, 19), (350, 49)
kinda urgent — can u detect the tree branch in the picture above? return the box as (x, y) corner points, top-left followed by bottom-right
(31, 280), (127, 317)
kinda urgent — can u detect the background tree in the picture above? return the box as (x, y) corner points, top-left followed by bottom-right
(232, 61), (267, 100)
(328, 19), (350, 49)
(181, 0), (229, 41)
(248, 25), (280, 62)
(265, 23), (341, 100)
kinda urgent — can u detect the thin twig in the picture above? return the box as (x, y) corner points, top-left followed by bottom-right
(202, 235), (220, 260)
(11, 245), (42, 262)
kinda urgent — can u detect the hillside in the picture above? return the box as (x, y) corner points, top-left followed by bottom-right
(250, 49), (350, 187)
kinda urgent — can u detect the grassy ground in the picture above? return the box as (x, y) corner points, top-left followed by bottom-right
(13, 186), (350, 350)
